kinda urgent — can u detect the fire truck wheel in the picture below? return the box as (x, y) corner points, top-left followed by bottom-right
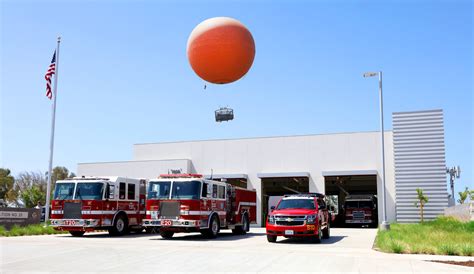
(109, 214), (129, 236)
(266, 235), (277, 243)
(159, 230), (174, 239)
(322, 221), (330, 239)
(69, 231), (85, 237)
(232, 214), (249, 235)
(202, 214), (219, 238)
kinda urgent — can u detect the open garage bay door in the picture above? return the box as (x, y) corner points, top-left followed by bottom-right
(324, 172), (378, 227)
(258, 172), (310, 226)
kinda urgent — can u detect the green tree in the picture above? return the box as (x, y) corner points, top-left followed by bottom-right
(13, 167), (75, 207)
(414, 188), (429, 222)
(470, 190), (474, 201)
(20, 185), (46, 208)
(457, 187), (469, 204)
(0, 168), (15, 203)
(48, 166), (75, 193)
(14, 171), (47, 207)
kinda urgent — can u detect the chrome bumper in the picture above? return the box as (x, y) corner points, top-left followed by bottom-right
(50, 219), (100, 227)
(142, 219), (200, 227)
(345, 219), (372, 224)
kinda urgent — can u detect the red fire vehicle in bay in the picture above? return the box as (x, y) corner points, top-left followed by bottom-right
(142, 174), (257, 239)
(50, 176), (146, 236)
(266, 193), (330, 243)
(343, 194), (378, 227)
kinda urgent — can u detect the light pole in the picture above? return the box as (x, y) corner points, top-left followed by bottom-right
(364, 71), (390, 230)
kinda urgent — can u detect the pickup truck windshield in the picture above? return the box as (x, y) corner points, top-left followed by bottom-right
(54, 183), (75, 200)
(277, 199), (316, 210)
(147, 181), (171, 199)
(171, 181), (201, 200)
(75, 183), (104, 200)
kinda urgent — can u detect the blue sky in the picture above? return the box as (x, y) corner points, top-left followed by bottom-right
(1, 0), (472, 195)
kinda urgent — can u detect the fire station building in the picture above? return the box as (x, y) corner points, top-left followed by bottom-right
(77, 109), (450, 226)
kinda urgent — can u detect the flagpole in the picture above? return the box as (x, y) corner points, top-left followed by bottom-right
(45, 36), (61, 224)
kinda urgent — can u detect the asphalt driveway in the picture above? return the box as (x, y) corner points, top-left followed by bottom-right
(1, 227), (471, 273)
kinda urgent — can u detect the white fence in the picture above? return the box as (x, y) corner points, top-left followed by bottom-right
(444, 202), (474, 222)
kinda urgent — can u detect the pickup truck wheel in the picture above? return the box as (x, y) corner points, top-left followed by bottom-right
(312, 224), (322, 243)
(202, 215), (219, 239)
(69, 231), (85, 237)
(267, 235), (277, 243)
(322, 222), (330, 239)
(108, 214), (129, 236)
(159, 230), (174, 239)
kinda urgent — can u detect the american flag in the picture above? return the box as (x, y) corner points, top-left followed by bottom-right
(45, 51), (56, 99)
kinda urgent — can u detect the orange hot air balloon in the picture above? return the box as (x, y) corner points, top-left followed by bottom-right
(187, 17), (255, 84)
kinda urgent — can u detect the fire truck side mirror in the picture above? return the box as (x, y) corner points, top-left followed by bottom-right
(270, 206), (275, 211)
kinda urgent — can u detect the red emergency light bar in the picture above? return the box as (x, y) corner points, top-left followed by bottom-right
(158, 174), (203, 178)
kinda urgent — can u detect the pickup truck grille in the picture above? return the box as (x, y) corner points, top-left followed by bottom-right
(276, 220), (305, 226)
(274, 215), (306, 226)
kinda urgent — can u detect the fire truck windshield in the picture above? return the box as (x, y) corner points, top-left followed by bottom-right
(277, 199), (316, 210)
(171, 181), (201, 199)
(147, 181), (172, 199)
(54, 183), (75, 200)
(358, 201), (374, 208)
(74, 182), (104, 200)
(345, 201), (359, 209)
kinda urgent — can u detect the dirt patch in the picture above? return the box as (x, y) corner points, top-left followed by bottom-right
(431, 260), (474, 267)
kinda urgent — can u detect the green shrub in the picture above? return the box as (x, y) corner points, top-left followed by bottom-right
(0, 224), (67, 237)
(0, 225), (6, 236)
(390, 241), (405, 253)
(461, 244), (474, 256)
(438, 244), (460, 256)
(375, 216), (474, 256)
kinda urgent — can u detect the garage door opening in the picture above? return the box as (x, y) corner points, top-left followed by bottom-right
(260, 176), (309, 226)
(324, 175), (378, 227)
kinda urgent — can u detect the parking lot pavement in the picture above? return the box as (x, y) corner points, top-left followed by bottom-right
(1, 227), (471, 273)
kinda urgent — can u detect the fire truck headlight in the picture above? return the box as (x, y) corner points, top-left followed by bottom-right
(267, 215), (275, 224)
(306, 215), (317, 224)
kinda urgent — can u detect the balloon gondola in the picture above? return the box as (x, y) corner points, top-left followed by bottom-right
(215, 107), (234, 122)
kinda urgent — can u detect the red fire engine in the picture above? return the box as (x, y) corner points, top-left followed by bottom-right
(142, 174), (257, 239)
(50, 176), (146, 236)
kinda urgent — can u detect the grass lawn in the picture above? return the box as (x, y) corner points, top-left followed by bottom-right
(0, 224), (67, 237)
(375, 217), (474, 256)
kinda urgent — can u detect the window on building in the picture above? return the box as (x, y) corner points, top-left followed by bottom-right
(128, 183), (135, 200)
(119, 182), (126, 200)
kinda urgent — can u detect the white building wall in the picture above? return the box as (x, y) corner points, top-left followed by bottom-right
(77, 159), (191, 179)
(132, 131), (396, 225)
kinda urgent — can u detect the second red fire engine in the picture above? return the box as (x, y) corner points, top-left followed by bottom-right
(142, 174), (257, 239)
